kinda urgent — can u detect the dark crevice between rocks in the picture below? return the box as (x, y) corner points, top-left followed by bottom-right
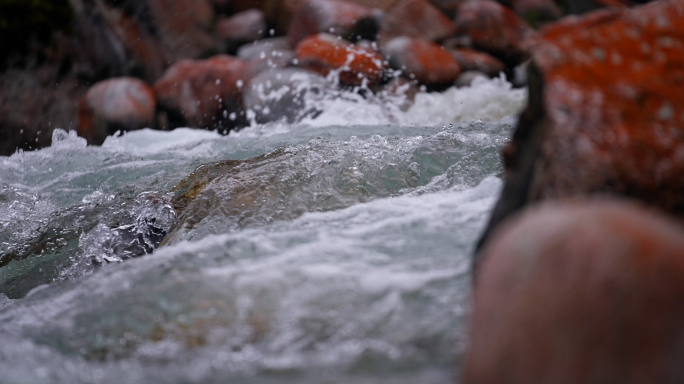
(473, 61), (547, 275)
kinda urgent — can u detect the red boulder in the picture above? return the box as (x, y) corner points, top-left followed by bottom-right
(449, 48), (505, 77)
(465, 200), (684, 384)
(478, 0), (684, 254)
(377, 0), (456, 46)
(287, 0), (375, 48)
(153, 55), (249, 131)
(295, 33), (384, 86)
(454, 0), (536, 66)
(383, 37), (461, 89)
(78, 77), (156, 145)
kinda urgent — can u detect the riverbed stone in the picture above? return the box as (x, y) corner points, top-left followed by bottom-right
(295, 33), (384, 86)
(243, 68), (329, 124)
(217, 9), (267, 53)
(153, 55), (249, 131)
(465, 200), (684, 384)
(287, 0), (375, 48)
(377, 0), (456, 46)
(453, 0), (537, 66)
(78, 77), (156, 145)
(449, 48), (505, 77)
(477, 0), (684, 259)
(383, 37), (461, 89)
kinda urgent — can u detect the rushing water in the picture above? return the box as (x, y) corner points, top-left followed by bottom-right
(0, 77), (525, 383)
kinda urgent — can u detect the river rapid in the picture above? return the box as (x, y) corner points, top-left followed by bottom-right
(0, 77), (525, 384)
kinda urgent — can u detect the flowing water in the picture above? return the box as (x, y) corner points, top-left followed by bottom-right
(0, 77), (526, 384)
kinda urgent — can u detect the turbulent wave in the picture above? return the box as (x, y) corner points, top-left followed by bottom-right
(0, 81), (522, 383)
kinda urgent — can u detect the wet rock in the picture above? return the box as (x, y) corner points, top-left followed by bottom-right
(454, 70), (488, 87)
(237, 37), (292, 60)
(511, 0), (563, 28)
(478, 0), (684, 258)
(465, 200), (684, 384)
(153, 55), (249, 131)
(377, 0), (456, 46)
(454, 0), (537, 66)
(295, 33), (384, 86)
(380, 77), (421, 110)
(243, 68), (329, 124)
(449, 48), (505, 77)
(287, 0), (375, 48)
(77, 77), (156, 145)
(217, 9), (267, 54)
(383, 37), (461, 89)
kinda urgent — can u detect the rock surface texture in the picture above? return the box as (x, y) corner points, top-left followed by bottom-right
(287, 0), (375, 48)
(477, 0), (684, 261)
(153, 55), (249, 131)
(383, 37), (461, 89)
(295, 34), (384, 86)
(78, 77), (156, 145)
(465, 200), (684, 384)
(377, 0), (456, 45)
(454, 0), (537, 66)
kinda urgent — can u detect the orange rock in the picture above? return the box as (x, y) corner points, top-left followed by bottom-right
(287, 0), (375, 48)
(383, 37), (461, 89)
(377, 0), (456, 46)
(465, 200), (684, 384)
(78, 77), (156, 145)
(478, 0), (684, 255)
(295, 33), (384, 86)
(449, 48), (505, 77)
(454, 0), (537, 66)
(153, 55), (250, 131)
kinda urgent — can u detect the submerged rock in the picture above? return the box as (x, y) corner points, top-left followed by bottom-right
(243, 68), (329, 124)
(477, 0), (684, 263)
(383, 37), (461, 90)
(464, 200), (684, 384)
(153, 55), (249, 131)
(377, 0), (456, 45)
(295, 33), (384, 86)
(77, 77), (156, 145)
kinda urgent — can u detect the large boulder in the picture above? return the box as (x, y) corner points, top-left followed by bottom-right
(78, 77), (156, 145)
(464, 200), (684, 384)
(477, 0), (684, 260)
(153, 55), (249, 131)
(377, 0), (456, 46)
(295, 33), (384, 86)
(453, 0), (537, 66)
(287, 0), (375, 48)
(383, 37), (461, 89)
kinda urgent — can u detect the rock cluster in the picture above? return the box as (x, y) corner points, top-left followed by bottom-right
(2, 0), (626, 155)
(467, 1), (684, 383)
